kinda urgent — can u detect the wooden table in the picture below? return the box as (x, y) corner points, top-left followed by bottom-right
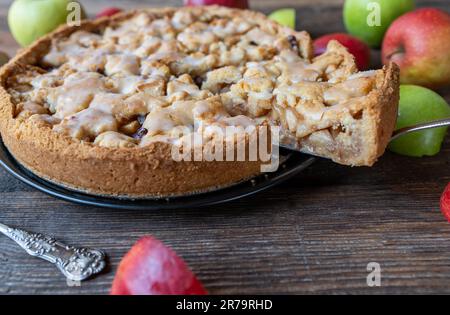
(0, 0), (449, 295)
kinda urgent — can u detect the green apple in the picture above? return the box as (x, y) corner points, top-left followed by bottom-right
(8, 0), (86, 47)
(268, 8), (296, 29)
(389, 85), (450, 157)
(343, 0), (415, 48)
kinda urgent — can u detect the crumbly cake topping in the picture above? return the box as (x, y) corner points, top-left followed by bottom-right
(6, 8), (380, 150)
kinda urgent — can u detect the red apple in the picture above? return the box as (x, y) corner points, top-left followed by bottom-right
(382, 8), (450, 89)
(111, 236), (207, 295)
(184, 0), (249, 9)
(314, 33), (371, 71)
(96, 7), (123, 19)
(441, 183), (450, 223)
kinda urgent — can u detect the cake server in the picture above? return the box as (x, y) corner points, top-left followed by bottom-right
(279, 117), (450, 152)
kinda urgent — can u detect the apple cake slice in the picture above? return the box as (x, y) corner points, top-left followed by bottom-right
(0, 6), (399, 197)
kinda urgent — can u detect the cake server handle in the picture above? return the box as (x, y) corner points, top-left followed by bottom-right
(390, 117), (450, 141)
(279, 117), (450, 151)
(0, 222), (106, 282)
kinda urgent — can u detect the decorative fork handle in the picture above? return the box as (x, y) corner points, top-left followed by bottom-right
(0, 223), (106, 282)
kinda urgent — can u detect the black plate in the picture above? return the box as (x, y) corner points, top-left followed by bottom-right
(0, 137), (315, 210)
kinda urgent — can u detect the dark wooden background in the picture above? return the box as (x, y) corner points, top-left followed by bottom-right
(0, 0), (449, 295)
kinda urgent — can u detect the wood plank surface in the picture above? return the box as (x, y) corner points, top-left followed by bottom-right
(0, 0), (449, 295)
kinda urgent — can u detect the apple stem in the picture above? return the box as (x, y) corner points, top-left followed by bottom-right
(386, 46), (406, 61)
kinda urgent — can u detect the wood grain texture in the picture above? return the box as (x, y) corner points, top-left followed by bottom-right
(0, 0), (449, 295)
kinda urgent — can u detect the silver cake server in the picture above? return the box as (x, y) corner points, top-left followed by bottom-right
(279, 118), (450, 152)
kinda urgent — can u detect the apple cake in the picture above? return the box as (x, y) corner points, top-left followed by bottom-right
(0, 6), (399, 197)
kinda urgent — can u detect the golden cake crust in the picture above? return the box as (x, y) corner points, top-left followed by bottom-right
(0, 6), (399, 197)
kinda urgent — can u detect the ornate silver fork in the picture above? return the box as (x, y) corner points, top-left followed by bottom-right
(0, 222), (106, 282)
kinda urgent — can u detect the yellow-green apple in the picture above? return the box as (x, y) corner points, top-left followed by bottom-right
(314, 33), (371, 70)
(382, 8), (450, 89)
(268, 8), (296, 29)
(344, 0), (415, 48)
(184, 0), (249, 9)
(389, 85), (450, 157)
(8, 0), (86, 47)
